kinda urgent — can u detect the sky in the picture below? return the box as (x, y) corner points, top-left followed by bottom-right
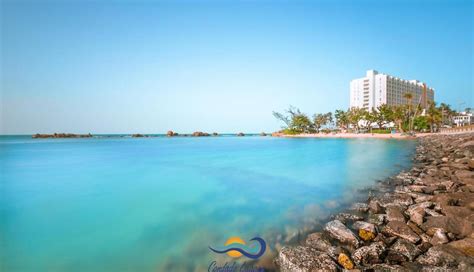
(1, 0), (473, 134)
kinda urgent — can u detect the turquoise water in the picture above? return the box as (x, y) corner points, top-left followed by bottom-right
(0, 136), (415, 271)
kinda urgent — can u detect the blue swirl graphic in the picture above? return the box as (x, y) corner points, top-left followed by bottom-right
(209, 237), (266, 259)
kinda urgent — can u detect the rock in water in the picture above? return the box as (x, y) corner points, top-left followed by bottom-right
(277, 246), (339, 272)
(323, 220), (360, 249)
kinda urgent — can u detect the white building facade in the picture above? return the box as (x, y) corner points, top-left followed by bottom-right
(350, 70), (435, 111)
(453, 112), (473, 127)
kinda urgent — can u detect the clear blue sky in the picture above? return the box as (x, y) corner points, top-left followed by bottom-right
(1, 0), (472, 134)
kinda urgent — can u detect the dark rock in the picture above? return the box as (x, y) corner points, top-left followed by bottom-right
(237, 132), (245, 136)
(277, 246), (339, 272)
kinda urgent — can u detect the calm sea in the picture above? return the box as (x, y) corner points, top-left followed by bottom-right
(0, 135), (416, 271)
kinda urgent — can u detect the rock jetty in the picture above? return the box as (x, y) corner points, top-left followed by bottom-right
(276, 133), (474, 271)
(32, 133), (92, 138)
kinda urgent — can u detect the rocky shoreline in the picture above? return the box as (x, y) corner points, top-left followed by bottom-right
(276, 133), (474, 271)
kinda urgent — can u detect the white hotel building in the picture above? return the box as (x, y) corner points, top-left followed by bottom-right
(350, 70), (435, 111)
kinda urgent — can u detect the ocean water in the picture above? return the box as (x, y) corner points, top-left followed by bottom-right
(0, 136), (416, 271)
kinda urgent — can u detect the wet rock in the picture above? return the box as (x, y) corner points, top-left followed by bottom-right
(386, 206), (406, 222)
(416, 244), (474, 269)
(390, 238), (422, 261)
(323, 220), (360, 249)
(337, 252), (354, 270)
(277, 246), (339, 272)
(352, 241), (386, 266)
(305, 233), (338, 259)
(350, 202), (369, 213)
(430, 229), (449, 245)
(383, 221), (420, 244)
(332, 213), (364, 224)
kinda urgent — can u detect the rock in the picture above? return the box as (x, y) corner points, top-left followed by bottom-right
(421, 215), (472, 238)
(305, 233), (338, 259)
(378, 194), (414, 208)
(407, 206), (425, 226)
(369, 264), (407, 271)
(448, 238), (474, 257)
(369, 199), (385, 214)
(237, 132), (245, 136)
(277, 246), (339, 272)
(430, 229), (449, 245)
(260, 132), (267, 136)
(192, 131), (210, 137)
(390, 238), (422, 261)
(386, 206), (406, 222)
(212, 132), (219, 136)
(368, 214), (386, 226)
(468, 159), (474, 170)
(331, 213), (364, 224)
(383, 221), (420, 244)
(416, 244), (474, 269)
(323, 220), (360, 249)
(424, 208), (443, 217)
(350, 202), (369, 213)
(166, 130), (178, 136)
(406, 220), (424, 235)
(337, 252), (354, 269)
(352, 241), (386, 266)
(352, 221), (377, 241)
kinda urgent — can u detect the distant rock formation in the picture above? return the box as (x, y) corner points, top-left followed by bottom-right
(32, 133), (92, 139)
(131, 134), (147, 138)
(237, 132), (245, 136)
(260, 132), (267, 136)
(192, 131), (210, 137)
(167, 130), (179, 137)
(212, 132), (219, 136)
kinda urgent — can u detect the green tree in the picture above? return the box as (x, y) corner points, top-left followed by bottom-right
(347, 107), (365, 132)
(313, 112), (333, 132)
(413, 116), (429, 131)
(373, 104), (393, 130)
(335, 109), (349, 130)
(392, 105), (406, 132)
(426, 102), (442, 132)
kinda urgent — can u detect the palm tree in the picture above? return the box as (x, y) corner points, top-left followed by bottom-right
(403, 92), (414, 132)
(427, 102), (442, 132)
(392, 105), (405, 132)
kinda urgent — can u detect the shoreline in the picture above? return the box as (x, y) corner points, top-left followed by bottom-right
(275, 132), (474, 271)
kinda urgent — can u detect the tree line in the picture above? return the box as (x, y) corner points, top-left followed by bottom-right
(273, 100), (459, 135)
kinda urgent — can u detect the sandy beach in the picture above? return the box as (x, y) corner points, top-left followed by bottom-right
(275, 132), (415, 139)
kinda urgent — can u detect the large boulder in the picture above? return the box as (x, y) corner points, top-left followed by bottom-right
(323, 220), (360, 249)
(277, 246), (339, 272)
(386, 206), (406, 222)
(447, 238), (474, 257)
(352, 221), (377, 241)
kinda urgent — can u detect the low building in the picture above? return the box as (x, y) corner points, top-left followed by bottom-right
(453, 112), (473, 126)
